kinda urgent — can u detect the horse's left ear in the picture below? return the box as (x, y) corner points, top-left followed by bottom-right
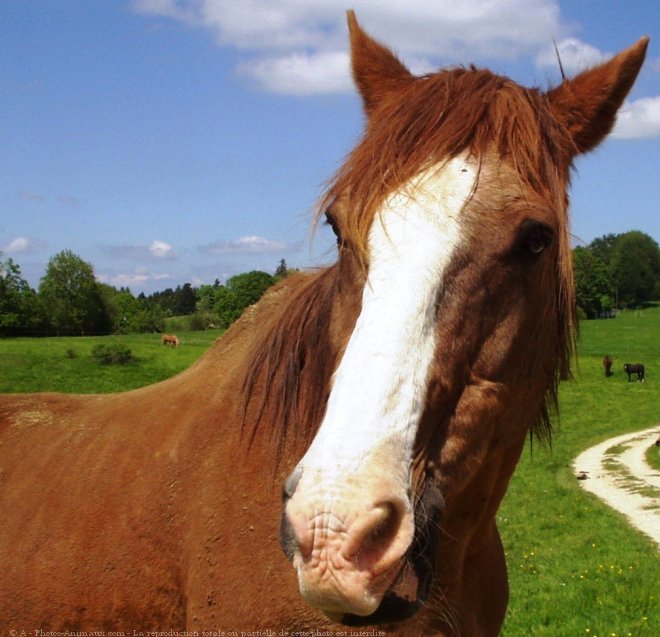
(547, 36), (649, 155)
(347, 10), (414, 116)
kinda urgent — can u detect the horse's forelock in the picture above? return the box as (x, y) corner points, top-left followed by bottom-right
(319, 67), (573, 257)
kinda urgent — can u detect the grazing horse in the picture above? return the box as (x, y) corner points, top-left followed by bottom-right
(162, 333), (179, 348)
(624, 363), (645, 382)
(0, 13), (647, 637)
(603, 355), (613, 377)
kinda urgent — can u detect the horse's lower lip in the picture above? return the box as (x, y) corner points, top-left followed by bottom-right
(327, 593), (422, 627)
(323, 561), (423, 626)
(299, 558), (404, 618)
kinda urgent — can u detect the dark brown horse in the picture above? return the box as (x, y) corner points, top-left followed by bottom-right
(603, 355), (613, 377)
(0, 13), (648, 637)
(624, 362), (645, 382)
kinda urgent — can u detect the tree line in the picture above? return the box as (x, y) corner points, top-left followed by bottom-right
(0, 250), (290, 336)
(573, 230), (660, 318)
(1, 231), (659, 336)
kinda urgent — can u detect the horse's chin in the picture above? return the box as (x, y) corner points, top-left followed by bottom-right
(324, 560), (429, 627)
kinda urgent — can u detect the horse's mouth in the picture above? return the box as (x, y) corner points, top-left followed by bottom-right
(325, 558), (429, 626)
(326, 481), (444, 627)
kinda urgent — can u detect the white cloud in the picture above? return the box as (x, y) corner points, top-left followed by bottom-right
(2, 237), (46, 254)
(134, 0), (344, 50)
(102, 239), (176, 260)
(133, 0), (568, 94)
(238, 51), (351, 95)
(148, 239), (175, 259)
(199, 235), (296, 255)
(536, 37), (609, 75)
(612, 97), (660, 139)
(97, 268), (174, 289)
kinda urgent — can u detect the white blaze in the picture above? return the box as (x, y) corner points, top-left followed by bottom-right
(300, 154), (476, 487)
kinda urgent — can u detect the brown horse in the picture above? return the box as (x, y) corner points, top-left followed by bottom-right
(603, 355), (613, 377)
(0, 13), (648, 637)
(162, 334), (179, 348)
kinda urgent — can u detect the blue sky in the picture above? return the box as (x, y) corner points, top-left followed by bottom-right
(1, 0), (658, 294)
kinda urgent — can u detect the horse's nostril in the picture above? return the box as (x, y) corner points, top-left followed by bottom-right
(341, 501), (406, 571)
(366, 503), (399, 546)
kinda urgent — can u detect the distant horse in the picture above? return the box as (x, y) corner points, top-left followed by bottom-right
(624, 363), (645, 382)
(603, 355), (613, 377)
(0, 13), (647, 637)
(161, 334), (179, 348)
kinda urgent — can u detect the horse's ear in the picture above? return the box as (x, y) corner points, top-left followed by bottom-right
(347, 10), (413, 116)
(547, 36), (649, 155)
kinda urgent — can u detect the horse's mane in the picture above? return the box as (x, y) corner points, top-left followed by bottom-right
(243, 66), (578, 453)
(241, 268), (340, 458)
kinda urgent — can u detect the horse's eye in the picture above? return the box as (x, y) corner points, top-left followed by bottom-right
(516, 220), (554, 257)
(325, 211), (342, 245)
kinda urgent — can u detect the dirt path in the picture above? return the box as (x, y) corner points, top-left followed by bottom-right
(573, 426), (660, 550)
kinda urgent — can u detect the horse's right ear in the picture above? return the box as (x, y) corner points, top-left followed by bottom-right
(347, 10), (413, 116)
(547, 36), (649, 155)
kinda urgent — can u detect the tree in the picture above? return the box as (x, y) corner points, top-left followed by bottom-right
(572, 247), (614, 318)
(275, 258), (288, 279)
(588, 233), (619, 266)
(39, 250), (111, 335)
(99, 284), (165, 334)
(174, 283), (198, 315)
(196, 284), (219, 314)
(147, 284), (198, 316)
(213, 271), (275, 328)
(609, 231), (660, 307)
(0, 254), (40, 333)
(228, 271), (275, 309)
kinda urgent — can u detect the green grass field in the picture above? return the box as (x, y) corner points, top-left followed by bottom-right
(0, 308), (658, 635)
(0, 330), (222, 393)
(501, 305), (660, 637)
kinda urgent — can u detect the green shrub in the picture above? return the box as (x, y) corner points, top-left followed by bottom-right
(188, 312), (212, 331)
(91, 343), (134, 365)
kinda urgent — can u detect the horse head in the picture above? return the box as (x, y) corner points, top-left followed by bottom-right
(257, 12), (647, 632)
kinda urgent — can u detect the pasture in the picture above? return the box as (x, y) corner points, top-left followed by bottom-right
(0, 329), (222, 393)
(501, 304), (660, 636)
(0, 306), (658, 635)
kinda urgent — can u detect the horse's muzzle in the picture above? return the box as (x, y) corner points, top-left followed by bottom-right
(280, 474), (444, 625)
(338, 480), (444, 625)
